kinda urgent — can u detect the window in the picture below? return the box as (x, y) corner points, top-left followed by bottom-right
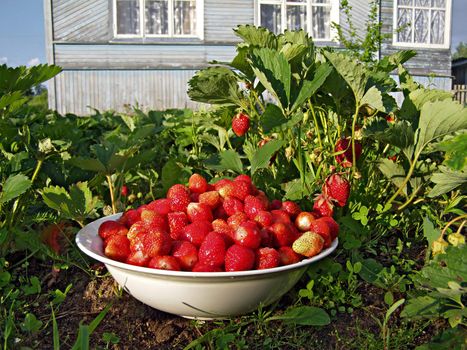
(256, 0), (339, 40)
(114, 0), (203, 38)
(393, 0), (451, 48)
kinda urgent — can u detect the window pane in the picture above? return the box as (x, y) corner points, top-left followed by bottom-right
(311, 5), (330, 39)
(311, 0), (330, 4)
(431, 0), (445, 7)
(261, 4), (281, 34)
(287, 5), (306, 31)
(414, 0), (430, 7)
(174, 0), (196, 35)
(145, 0), (168, 35)
(397, 8), (412, 42)
(430, 9), (445, 44)
(116, 0), (140, 35)
(398, 0), (413, 5)
(414, 9), (429, 43)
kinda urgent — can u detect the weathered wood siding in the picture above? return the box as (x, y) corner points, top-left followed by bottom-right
(339, 0), (371, 41)
(380, 0), (451, 76)
(52, 0), (111, 42)
(53, 69), (200, 115)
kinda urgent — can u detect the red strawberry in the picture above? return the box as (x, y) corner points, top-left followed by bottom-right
(270, 199), (282, 210)
(190, 192), (200, 202)
(313, 193), (334, 217)
(323, 173), (350, 207)
(146, 198), (171, 216)
(270, 209), (291, 224)
(187, 202), (213, 222)
(232, 221), (261, 249)
(224, 244), (255, 272)
(104, 235), (130, 262)
(119, 209), (141, 228)
(127, 221), (148, 241)
(269, 222), (297, 247)
(244, 195), (268, 219)
(126, 251), (150, 267)
(217, 181), (237, 199)
(172, 240), (199, 271)
(253, 210), (273, 228)
(213, 205), (229, 220)
(199, 190), (221, 209)
(129, 232), (146, 252)
(213, 179), (232, 191)
(281, 201), (301, 219)
(148, 256), (181, 271)
(98, 220), (128, 240)
(167, 184), (191, 212)
(192, 263), (223, 272)
(140, 209), (168, 230)
(234, 174), (253, 185)
(231, 180), (252, 201)
(223, 196), (244, 216)
(232, 112), (250, 137)
(181, 220), (212, 247)
(188, 173), (209, 194)
(167, 212), (189, 240)
(316, 216), (339, 241)
(198, 232), (226, 267)
(259, 227), (274, 247)
(212, 219), (234, 238)
(121, 185), (128, 197)
(255, 247), (280, 270)
(294, 211), (317, 232)
(335, 138), (362, 168)
(142, 228), (172, 257)
(309, 218), (332, 248)
(278, 246), (302, 265)
(227, 212), (249, 230)
(292, 231), (324, 257)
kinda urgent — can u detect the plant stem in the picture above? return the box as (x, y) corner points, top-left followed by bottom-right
(385, 151), (420, 207)
(106, 175), (117, 215)
(351, 103), (360, 176)
(31, 158), (44, 184)
(308, 100), (323, 149)
(440, 214), (467, 238)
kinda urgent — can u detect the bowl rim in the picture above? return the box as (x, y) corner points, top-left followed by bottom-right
(76, 213), (338, 278)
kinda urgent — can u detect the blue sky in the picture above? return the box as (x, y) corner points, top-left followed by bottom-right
(0, 0), (466, 67)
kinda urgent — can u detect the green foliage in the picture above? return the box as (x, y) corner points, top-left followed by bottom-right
(452, 41), (467, 60)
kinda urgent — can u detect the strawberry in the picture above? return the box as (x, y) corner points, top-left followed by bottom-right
(190, 192), (200, 202)
(119, 209), (141, 228)
(270, 199), (282, 210)
(244, 195), (268, 219)
(234, 174), (253, 185)
(216, 180), (235, 199)
(222, 196), (244, 216)
(278, 246), (302, 265)
(129, 232), (146, 253)
(292, 231), (324, 257)
(323, 173), (350, 207)
(140, 209), (168, 230)
(187, 202), (213, 222)
(167, 184), (191, 212)
(317, 216), (339, 240)
(181, 220), (212, 247)
(213, 178), (232, 191)
(98, 220), (128, 240)
(198, 232), (226, 267)
(253, 210), (273, 228)
(172, 240), (198, 271)
(104, 235), (130, 262)
(294, 211), (317, 232)
(255, 247), (280, 270)
(146, 198), (171, 216)
(231, 180), (253, 201)
(232, 112), (250, 137)
(148, 256), (181, 271)
(335, 138), (362, 168)
(224, 244), (255, 272)
(227, 212), (249, 230)
(281, 201), (301, 219)
(121, 185), (128, 197)
(127, 221), (148, 241)
(199, 190), (221, 209)
(213, 205), (229, 220)
(192, 263), (223, 272)
(269, 222), (297, 247)
(167, 212), (189, 240)
(259, 227), (274, 247)
(188, 173), (209, 194)
(232, 221), (261, 249)
(142, 228), (172, 257)
(309, 218), (332, 248)
(313, 193), (334, 217)
(126, 251), (150, 267)
(270, 209), (291, 224)
(212, 219), (234, 239)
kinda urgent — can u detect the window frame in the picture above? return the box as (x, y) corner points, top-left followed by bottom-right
(112, 0), (204, 40)
(254, 0), (339, 41)
(392, 0), (451, 49)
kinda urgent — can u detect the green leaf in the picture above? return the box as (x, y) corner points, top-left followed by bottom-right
(0, 174), (32, 204)
(415, 100), (467, 155)
(401, 295), (441, 318)
(161, 160), (185, 191)
(250, 48), (291, 109)
(268, 306), (330, 326)
(68, 157), (106, 173)
(428, 167), (467, 197)
(218, 150), (244, 174)
(423, 217), (439, 251)
(251, 139), (285, 175)
(378, 159), (407, 195)
(260, 104), (287, 133)
(290, 63), (332, 112)
(233, 25), (277, 49)
(436, 133), (467, 170)
(358, 258), (384, 285)
(365, 120), (415, 159)
(361, 86), (385, 113)
(282, 178), (307, 201)
(21, 313), (43, 333)
(415, 327), (467, 350)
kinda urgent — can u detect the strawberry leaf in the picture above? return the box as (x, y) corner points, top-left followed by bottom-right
(268, 306), (330, 326)
(378, 159), (407, 196)
(361, 86), (385, 113)
(428, 167), (467, 198)
(436, 133), (467, 171)
(250, 139), (285, 175)
(205, 150), (244, 174)
(0, 174), (32, 205)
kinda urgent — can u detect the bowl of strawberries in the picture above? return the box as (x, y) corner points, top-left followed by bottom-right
(76, 174), (341, 319)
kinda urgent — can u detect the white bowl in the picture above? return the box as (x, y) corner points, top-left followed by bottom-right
(76, 213), (338, 319)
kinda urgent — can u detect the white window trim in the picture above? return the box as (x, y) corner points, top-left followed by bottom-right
(113, 0), (204, 40)
(254, 0), (339, 41)
(392, 0), (451, 49)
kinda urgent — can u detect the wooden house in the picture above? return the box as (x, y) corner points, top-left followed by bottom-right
(44, 0), (453, 115)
